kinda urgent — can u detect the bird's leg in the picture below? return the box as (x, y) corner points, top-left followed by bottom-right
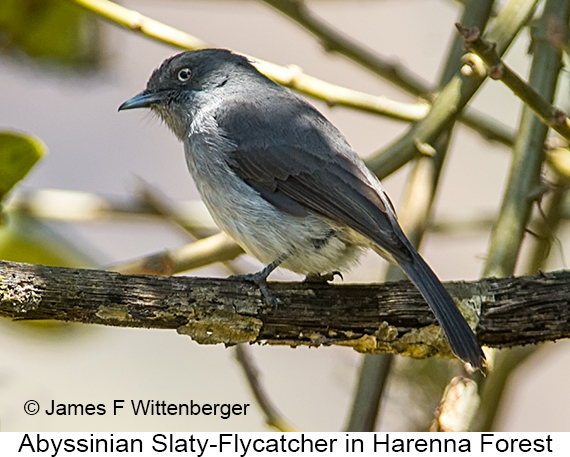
(304, 271), (343, 283)
(230, 254), (288, 308)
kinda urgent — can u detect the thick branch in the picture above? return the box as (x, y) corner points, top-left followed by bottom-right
(1, 260), (569, 360)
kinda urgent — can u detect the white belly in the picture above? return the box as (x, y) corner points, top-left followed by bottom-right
(184, 138), (364, 275)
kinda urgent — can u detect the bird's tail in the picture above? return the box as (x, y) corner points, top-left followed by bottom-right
(397, 250), (486, 370)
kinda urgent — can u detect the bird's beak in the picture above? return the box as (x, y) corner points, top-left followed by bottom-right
(118, 92), (163, 111)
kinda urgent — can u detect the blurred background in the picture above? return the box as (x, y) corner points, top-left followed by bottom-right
(0, 0), (569, 431)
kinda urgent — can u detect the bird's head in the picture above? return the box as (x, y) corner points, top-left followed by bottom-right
(119, 49), (256, 140)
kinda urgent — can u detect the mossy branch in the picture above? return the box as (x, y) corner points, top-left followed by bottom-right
(1, 260), (570, 360)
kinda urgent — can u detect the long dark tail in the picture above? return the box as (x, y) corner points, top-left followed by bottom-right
(398, 250), (486, 370)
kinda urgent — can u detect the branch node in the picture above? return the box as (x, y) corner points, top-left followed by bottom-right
(553, 108), (568, 126)
(414, 140), (437, 157)
(126, 11), (144, 31)
(284, 64), (304, 86)
(488, 63), (505, 80)
(460, 54), (486, 78)
(455, 23), (481, 49)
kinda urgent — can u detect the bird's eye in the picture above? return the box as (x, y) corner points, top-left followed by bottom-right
(177, 68), (191, 82)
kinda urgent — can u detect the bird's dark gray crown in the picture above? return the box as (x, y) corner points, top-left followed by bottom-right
(145, 49), (256, 94)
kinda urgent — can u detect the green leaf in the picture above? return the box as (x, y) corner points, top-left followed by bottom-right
(0, 212), (94, 267)
(0, 212), (96, 336)
(0, 0), (101, 67)
(0, 131), (46, 200)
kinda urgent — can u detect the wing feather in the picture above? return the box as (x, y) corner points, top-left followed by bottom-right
(216, 91), (412, 263)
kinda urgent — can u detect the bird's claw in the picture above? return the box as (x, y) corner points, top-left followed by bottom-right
(304, 270), (343, 283)
(229, 272), (279, 309)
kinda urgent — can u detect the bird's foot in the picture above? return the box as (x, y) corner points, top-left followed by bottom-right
(304, 271), (343, 283)
(230, 270), (279, 309)
(229, 256), (287, 309)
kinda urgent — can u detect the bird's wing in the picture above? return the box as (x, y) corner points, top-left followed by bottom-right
(215, 89), (485, 370)
(215, 94), (412, 263)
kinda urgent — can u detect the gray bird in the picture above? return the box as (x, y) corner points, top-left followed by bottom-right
(119, 49), (485, 370)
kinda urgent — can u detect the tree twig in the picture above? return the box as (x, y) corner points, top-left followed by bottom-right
(480, 0), (568, 279)
(68, 0), (514, 144)
(234, 345), (297, 432)
(109, 232), (243, 276)
(261, 0), (514, 146)
(68, 0), (428, 124)
(475, 0), (570, 431)
(430, 376), (480, 432)
(10, 188), (570, 234)
(456, 23), (570, 141)
(344, 353), (393, 432)
(349, 0), (496, 432)
(367, 0), (538, 179)
(261, 0), (431, 96)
